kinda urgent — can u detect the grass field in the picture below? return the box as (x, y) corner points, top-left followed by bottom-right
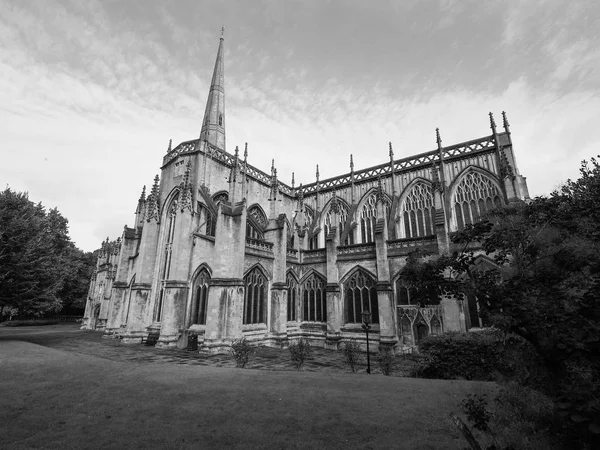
(0, 326), (497, 449)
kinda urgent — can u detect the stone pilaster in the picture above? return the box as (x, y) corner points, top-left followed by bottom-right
(121, 283), (152, 344)
(270, 282), (288, 347)
(121, 215), (160, 342)
(376, 281), (396, 349)
(265, 214), (288, 346)
(203, 278), (245, 353)
(325, 283), (342, 349)
(158, 207), (193, 347)
(374, 197), (398, 348)
(105, 281), (127, 334)
(156, 280), (188, 348)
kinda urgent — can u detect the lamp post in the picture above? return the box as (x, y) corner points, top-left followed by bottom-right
(361, 310), (372, 374)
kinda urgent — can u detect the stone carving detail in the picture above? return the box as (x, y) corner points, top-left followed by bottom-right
(179, 161), (192, 212)
(145, 175), (160, 222)
(248, 206), (268, 229)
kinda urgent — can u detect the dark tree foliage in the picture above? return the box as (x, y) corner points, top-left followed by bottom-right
(447, 158), (600, 448)
(0, 188), (95, 318)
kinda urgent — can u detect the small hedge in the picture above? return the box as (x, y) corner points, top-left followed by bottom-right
(412, 330), (547, 384)
(1, 320), (60, 327)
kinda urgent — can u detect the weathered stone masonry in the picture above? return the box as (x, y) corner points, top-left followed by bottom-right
(83, 32), (530, 353)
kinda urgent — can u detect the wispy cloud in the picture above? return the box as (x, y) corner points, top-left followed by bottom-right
(1, 0), (598, 251)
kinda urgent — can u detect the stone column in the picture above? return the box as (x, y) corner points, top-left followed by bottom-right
(202, 202), (246, 353)
(374, 195), (398, 350)
(121, 208), (160, 343)
(270, 282), (288, 347)
(157, 205), (193, 348)
(325, 283), (342, 349)
(325, 220), (342, 349)
(203, 279), (245, 353)
(122, 283), (152, 343)
(156, 280), (188, 348)
(105, 281), (127, 334)
(265, 214), (288, 347)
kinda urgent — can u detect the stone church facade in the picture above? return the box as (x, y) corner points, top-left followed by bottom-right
(82, 33), (530, 353)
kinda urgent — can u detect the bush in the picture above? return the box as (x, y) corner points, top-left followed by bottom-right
(229, 338), (254, 368)
(377, 347), (395, 376)
(412, 331), (501, 380)
(412, 330), (547, 383)
(288, 338), (312, 370)
(342, 339), (362, 373)
(1, 319), (60, 327)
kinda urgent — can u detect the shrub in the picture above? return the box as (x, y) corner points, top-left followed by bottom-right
(377, 347), (395, 376)
(412, 330), (547, 383)
(412, 331), (501, 380)
(288, 338), (312, 370)
(229, 338), (254, 368)
(342, 339), (362, 373)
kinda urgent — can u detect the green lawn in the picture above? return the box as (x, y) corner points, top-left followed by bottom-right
(0, 338), (497, 449)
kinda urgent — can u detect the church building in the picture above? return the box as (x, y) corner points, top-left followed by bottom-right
(82, 31), (530, 353)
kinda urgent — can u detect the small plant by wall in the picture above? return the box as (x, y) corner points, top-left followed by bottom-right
(230, 337), (254, 368)
(342, 339), (362, 373)
(288, 338), (312, 370)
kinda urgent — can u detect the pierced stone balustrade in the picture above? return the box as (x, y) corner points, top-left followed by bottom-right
(387, 235), (438, 256)
(245, 237), (274, 253)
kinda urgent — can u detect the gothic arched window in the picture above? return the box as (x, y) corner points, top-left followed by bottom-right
(218, 114), (223, 126)
(360, 194), (377, 244)
(453, 172), (502, 229)
(344, 269), (379, 324)
(213, 192), (228, 205)
(324, 203), (353, 245)
(395, 278), (439, 306)
(400, 183), (436, 238)
(286, 272), (299, 322)
(360, 193), (389, 243)
(244, 267), (267, 325)
(197, 202), (215, 237)
(247, 205), (267, 240)
(191, 269), (210, 325)
(155, 195), (178, 322)
(302, 273), (326, 322)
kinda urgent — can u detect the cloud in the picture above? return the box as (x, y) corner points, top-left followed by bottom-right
(1, 0), (598, 252)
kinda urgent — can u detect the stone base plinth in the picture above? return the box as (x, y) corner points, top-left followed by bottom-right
(325, 334), (342, 350)
(155, 334), (178, 348)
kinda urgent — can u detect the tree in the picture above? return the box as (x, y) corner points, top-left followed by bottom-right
(0, 188), (96, 317)
(446, 158), (600, 447)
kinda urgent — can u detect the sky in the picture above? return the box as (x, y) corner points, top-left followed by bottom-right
(1, 0), (599, 252)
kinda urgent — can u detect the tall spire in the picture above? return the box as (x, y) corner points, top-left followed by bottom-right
(199, 29), (226, 152)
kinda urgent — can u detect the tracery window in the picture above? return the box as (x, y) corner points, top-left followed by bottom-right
(286, 272), (299, 322)
(344, 269), (379, 324)
(155, 196), (178, 322)
(360, 194), (377, 243)
(191, 269), (210, 325)
(197, 202), (215, 236)
(243, 267), (267, 325)
(360, 193), (389, 243)
(395, 278), (439, 306)
(247, 205), (267, 240)
(324, 205), (353, 245)
(453, 171), (502, 229)
(400, 183), (436, 238)
(308, 232), (320, 250)
(213, 192), (229, 205)
(302, 273), (326, 322)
